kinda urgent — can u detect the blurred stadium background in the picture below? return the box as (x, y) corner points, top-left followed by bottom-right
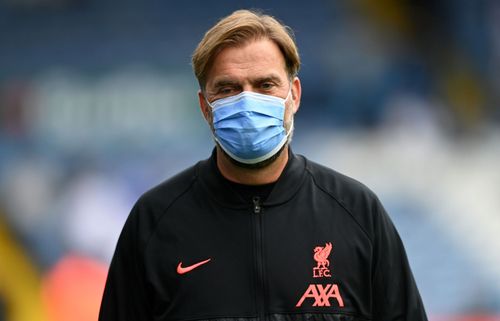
(1, 0), (499, 320)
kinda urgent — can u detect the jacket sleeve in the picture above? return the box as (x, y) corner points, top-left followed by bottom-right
(371, 198), (428, 321)
(99, 204), (152, 321)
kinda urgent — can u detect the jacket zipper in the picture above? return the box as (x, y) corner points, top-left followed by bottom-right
(253, 196), (267, 320)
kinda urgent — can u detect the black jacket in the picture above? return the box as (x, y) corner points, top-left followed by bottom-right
(99, 150), (427, 321)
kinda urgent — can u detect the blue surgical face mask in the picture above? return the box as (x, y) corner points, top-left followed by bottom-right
(206, 90), (293, 164)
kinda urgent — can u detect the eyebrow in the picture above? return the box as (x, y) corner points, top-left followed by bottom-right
(212, 79), (239, 89)
(212, 74), (284, 89)
(252, 75), (283, 86)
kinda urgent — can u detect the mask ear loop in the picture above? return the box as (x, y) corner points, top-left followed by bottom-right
(283, 82), (295, 137)
(203, 91), (214, 109)
(285, 82), (293, 103)
(202, 91), (234, 156)
(201, 91), (217, 138)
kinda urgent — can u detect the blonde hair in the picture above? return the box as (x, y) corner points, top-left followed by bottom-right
(192, 9), (300, 89)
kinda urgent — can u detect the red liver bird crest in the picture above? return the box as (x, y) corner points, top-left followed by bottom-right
(314, 242), (333, 269)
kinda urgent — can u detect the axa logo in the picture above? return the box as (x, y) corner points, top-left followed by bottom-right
(313, 242), (332, 278)
(296, 242), (345, 308)
(296, 284), (344, 307)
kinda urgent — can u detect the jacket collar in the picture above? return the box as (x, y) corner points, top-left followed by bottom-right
(197, 147), (306, 209)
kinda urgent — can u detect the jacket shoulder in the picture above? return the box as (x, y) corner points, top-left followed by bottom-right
(122, 159), (205, 248)
(303, 156), (383, 241)
(304, 157), (377, 201)
(135, 159), (204, 220)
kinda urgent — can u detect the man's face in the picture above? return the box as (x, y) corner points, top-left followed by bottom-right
(198, 38), (301, 166)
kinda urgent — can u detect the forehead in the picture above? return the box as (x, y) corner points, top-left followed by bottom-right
(205, 38), (287, 87)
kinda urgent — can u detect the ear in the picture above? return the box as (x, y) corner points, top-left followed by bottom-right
(198, 90), (211, 121)
(290, 76), (301, 114)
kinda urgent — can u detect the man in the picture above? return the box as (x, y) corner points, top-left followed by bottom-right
(99, 9), (428, 321)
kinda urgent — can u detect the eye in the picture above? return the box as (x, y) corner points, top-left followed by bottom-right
(261, 82), (274, 90)
(217, 86), (239, 98)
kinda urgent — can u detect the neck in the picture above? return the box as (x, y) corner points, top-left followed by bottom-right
(216, 146), (289, 185)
